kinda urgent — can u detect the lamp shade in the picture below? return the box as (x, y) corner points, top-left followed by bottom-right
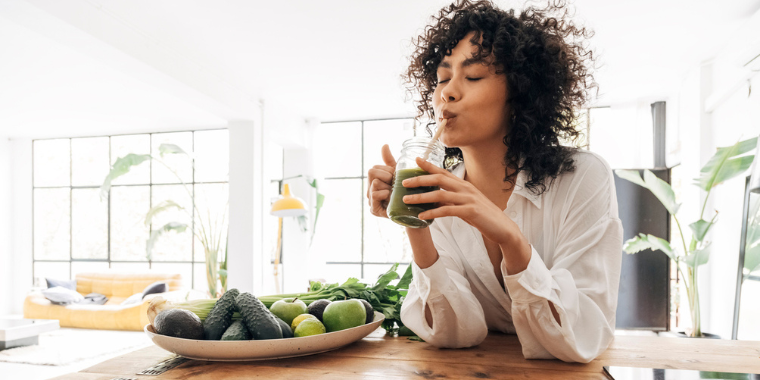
(271, 183), (308, 217)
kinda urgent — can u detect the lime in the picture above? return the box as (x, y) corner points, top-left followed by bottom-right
(294, 318), (326, 337)
(291, 313), (317, 331)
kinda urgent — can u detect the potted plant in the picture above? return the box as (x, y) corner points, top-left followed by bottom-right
(616, 137), (757, 337)
(100, 144), (228, 297)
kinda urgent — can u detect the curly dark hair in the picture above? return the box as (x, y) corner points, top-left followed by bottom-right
(404, 0), (596, 195)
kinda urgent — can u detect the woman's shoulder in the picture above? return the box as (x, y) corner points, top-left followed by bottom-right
(545, 149), (615, 198)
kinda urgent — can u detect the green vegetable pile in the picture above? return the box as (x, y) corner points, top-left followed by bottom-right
(148, 263), (414, 335)
(258, 263), (413, 334)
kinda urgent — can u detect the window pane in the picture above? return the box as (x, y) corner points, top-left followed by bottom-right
(194, 183), (229, 262)
(319, 264), (361, 284)
(34, 188), (70, 260)
(111, 134), (150, 185)
(363, 119), (414, 175)
(71, 262), (109, 279)
(151, 184), (193, 261)
(363, 180), (413, 264)
(151, 132), (193, 184)
(72, 188), (108, 259)
(71, 137), (109, 187)
(152, 263), (192, 288)
(310, 179), (361, 262)
(34, 262), (70, 287)
(194, 130), (229, 183)
(110, 262), (150, 272)
(111, 186), (150, 261)
(312, 122), (362, 178)
(193, 262), (208, 293)
(34, 139), (70, 187)
(363, 263), (410, 285)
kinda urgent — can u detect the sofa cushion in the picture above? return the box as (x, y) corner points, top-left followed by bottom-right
(141, 281), (167, 299)
(121, 292), (144, 305)
(46, 278), (76, 291)
(42, 286), (84, 305)
(78, 293), (108, 305)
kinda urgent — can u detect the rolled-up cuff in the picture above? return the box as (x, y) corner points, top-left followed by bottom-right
(502, 245), (552, 303)
(413, 257), (456, 300)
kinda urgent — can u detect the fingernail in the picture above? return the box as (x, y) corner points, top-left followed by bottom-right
(402, 179), (409, 185)
(403, 195), (410, 202)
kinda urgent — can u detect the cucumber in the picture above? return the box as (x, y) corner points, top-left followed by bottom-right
(203, 288), (240, 340)
(235, 292), (283, 340)
(221, 320), (252, 341)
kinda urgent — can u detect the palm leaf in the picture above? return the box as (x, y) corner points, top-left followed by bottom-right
(100, 154), (151, 200)
(146, 222), (188, 261)
(158, 143), (188, 157)
(144, 200), (184, 226)
(615, 169), (680, 215)
(688, 219), (713, 243)
(682, 245), (710, 268)
(623, 233), (677, 262)
(694, 137), (757, 192)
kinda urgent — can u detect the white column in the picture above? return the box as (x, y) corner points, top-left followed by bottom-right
(10, 138), (33, 315)
(227, 117), (264, 294)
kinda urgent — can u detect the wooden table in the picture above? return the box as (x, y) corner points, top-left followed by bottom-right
(53, 329), (760, 379)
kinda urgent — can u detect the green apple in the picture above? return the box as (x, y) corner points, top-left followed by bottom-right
(294, 318), (326, 337)
(322, 299), (367, 332)
(269, 298), (308, 325)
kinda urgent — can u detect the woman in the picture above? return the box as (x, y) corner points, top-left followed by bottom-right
(366, 0), (623, 363)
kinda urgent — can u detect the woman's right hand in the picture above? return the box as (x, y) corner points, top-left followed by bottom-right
(366, 144), (397, 219)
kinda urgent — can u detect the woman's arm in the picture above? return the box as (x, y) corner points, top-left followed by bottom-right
(503, 155), (623, 363)
(400, 223), (488, 348)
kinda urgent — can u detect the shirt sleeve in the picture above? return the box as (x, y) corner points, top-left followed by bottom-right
(503, 156), (623, 363)
(400, 223), (489, 348)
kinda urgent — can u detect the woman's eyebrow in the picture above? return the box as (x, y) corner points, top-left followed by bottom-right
(438, 57), (484, 70)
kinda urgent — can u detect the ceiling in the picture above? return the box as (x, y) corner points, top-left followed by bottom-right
(1, 0), (759, 138)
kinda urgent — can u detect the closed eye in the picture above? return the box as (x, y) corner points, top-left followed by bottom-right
(467, 77), (482, 81)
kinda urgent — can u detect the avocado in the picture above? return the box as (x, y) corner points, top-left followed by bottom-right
(307, 299), (331, 322)
(221, 320), (252, 341)
(276, 317), (294, 338)
(203, 288), (240, 340)
(235, 292), (283, 340)
(359, 299), (374, 324)
(154, 309), (204, 340)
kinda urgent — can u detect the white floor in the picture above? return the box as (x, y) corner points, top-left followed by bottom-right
(0, 314), (149, 380)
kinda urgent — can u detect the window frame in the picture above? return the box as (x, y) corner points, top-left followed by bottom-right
(31, 128), (229, 288)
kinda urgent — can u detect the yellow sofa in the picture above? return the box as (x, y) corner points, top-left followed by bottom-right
(23, 271), (200, 331)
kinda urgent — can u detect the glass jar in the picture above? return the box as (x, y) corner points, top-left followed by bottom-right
(387, 137), (445, 228)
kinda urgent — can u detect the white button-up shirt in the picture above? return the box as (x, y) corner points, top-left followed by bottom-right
(400, 150), (624, 363)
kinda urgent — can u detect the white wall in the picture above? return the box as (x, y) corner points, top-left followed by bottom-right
(0, 137), (12, 316)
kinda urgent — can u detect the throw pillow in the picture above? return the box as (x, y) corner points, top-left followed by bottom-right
(42, 286), (84, 305)
(46, 278), (76, 291)
(121, 292), (144, 306)
(78, 293), (108, 305)
(141, 281), (168, 299)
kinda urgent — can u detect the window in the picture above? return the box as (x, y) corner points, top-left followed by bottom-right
(310, 119), (416, 282)
(32, 129), (229, 291)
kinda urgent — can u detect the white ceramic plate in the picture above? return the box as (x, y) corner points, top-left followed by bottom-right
(144, 311), (385, 361)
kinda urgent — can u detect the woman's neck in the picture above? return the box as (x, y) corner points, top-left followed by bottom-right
(460, 140), (513, 210)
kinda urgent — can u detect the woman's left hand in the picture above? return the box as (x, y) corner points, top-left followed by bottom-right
(402, 157), (518, 245)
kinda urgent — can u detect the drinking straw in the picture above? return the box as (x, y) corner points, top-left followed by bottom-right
(421, 118), (447, 162)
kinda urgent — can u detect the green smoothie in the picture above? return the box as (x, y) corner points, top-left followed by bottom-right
(388, 167), (439, 228)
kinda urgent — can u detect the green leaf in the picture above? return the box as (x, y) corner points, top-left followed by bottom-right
(371, 263), (400, 292)
(100, 154), (151, 200)
(683, 244), (710, 268)
(623, 233), (676, 262)
(396, 264), (413, 291)
(695, 137), (757, 192)
(218, 269), (228, 277)
(614, 169), (680, 215)
(744, 241), (760, 276)
(643, 170), (680, 215)
(158, 143), (188, 157)
(614, 169), (647, 187)
(146, 222), (188, 261)
(144, 200), (184, 226)
(688, 219), (713, 243)
(296, 215), (308, 233)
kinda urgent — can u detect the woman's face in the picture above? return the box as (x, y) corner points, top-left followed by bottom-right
(432, 31), (510, 149)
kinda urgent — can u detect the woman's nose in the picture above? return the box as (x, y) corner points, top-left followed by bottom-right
(440, 80), (460, 103)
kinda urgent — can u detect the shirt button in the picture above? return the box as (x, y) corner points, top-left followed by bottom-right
(509, 211), (517, 218)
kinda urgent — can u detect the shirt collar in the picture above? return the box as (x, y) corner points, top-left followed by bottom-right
(449, 161), (543, 210)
